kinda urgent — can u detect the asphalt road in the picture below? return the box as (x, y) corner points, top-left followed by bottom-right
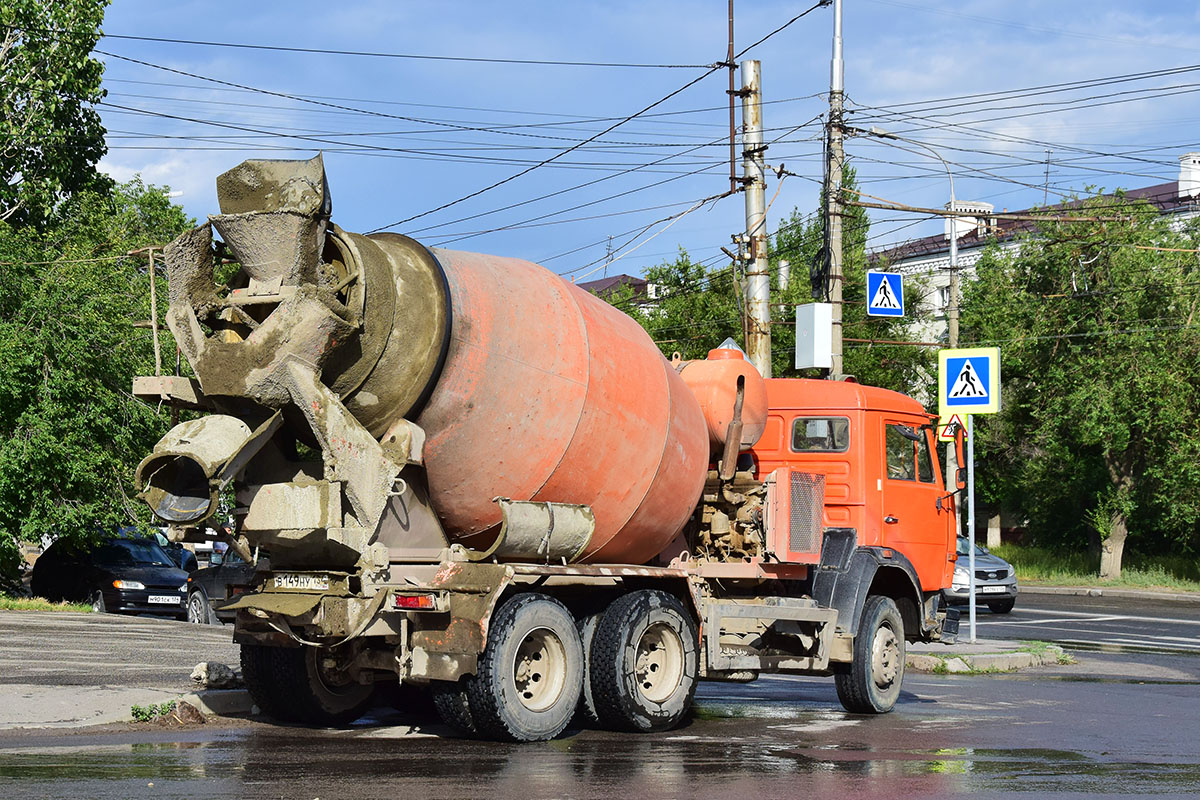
(1, 595), (1198, 798)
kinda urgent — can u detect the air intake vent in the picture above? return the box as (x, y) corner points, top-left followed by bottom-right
(789, 471), (825, 555)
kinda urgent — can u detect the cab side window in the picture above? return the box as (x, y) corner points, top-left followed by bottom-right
(916, 431), (935, 483)
(791, 417), (850, 453)
(885, 424), (917, 481)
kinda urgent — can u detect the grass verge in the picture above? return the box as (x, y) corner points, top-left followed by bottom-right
(991, 544), (1200, 593)
(0, 595), (92, 612)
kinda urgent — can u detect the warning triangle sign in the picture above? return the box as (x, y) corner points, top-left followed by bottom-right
(869, 276), (901, 310)
(938, 413), (966, 441)
(948, 360), (987, 399)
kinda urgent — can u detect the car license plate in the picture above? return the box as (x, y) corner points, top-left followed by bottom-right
(980, 585), (1006, 594)
(273, 573), (329, 591)
(148, 595), (180, 604)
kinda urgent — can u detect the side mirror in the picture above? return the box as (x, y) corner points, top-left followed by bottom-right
(952, 423), (967, 491)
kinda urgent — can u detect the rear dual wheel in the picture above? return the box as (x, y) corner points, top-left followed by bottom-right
(586, 590), (698, 733)
(436, 593), (584, 742)
(241, 643), (375, 725)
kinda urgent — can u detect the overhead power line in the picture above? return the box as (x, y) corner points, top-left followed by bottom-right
(94, 30), (712, 69)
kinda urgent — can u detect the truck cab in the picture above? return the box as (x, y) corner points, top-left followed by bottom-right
(752, 378), (957, 597)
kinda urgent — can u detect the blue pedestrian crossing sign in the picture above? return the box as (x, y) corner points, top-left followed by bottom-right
(938, 347), (1001, 417)
(866, 270), (904, 317)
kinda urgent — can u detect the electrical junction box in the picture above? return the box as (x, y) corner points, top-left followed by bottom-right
(795, 303), (833, 370)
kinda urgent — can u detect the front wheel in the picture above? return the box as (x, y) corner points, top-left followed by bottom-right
(835, 595), (905, 714)
(90, 590), (107, 614)
(463, 592), (583, 742)
(589, 590), (698, 732)
(987, 598), (1015, 614)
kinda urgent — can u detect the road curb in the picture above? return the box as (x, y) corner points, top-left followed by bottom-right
(906, 643), (1068, 674)
(178, 689), (255, 718)
(1022, 585), (1200, 604)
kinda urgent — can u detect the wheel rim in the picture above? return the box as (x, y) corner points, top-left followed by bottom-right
(635, 621), (685, 704)
(870, 622), (900, 690)
(91, 592), (103, 612)
(511, 626), (567, 712)
(187, 595), (205, 623)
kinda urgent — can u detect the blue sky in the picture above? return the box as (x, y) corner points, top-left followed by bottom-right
(97, 1), (1200, 281)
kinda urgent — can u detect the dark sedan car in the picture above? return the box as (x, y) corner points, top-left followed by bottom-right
(31, 536), (189, 619)
(186, 548), (256, 624)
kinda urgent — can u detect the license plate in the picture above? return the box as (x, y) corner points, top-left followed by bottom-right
(273, 573), (330, 591)
(148, 595), (180, 604)
(980, 585), (1006, 594)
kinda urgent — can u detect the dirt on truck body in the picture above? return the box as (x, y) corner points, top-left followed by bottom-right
(134, 156), (960, 742)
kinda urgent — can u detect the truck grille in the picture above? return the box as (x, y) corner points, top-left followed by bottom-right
(789, 471), (825, 555)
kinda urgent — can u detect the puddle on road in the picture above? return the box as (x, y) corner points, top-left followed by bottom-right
(2, 724), (1199, 798)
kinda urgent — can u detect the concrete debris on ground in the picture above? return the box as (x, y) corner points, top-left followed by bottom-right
(191, 661), (242, 689)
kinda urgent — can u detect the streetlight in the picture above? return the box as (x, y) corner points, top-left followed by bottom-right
(865, 126), (960, 348)
(861, 126), (977, 642)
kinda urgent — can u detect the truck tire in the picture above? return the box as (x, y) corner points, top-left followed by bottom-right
(574, 611), (603, 727)
(240, 643), (374, 726)
(835, 595), (905, 714)
(186, 589), (217, 625)
(589, 589), (698, 732)
(431, 682), (478, 737)
(240, 644), (292, 720)
(463, 592), (583, 742)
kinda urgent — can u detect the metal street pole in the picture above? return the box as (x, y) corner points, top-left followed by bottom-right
(967, 413), (977, 642)
(827, 0), (845, 378)
(864, 127), (964, 540)
(741, 59), (772, 377)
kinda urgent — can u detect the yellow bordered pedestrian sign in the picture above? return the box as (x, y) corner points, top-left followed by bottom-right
(938, 347), (1000, 417)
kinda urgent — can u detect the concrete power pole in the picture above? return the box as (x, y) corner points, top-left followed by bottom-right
(741, 59), (772, 378)
(827, 0), (845, 378)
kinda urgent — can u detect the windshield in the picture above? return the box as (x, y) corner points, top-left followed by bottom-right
(955, 538), (989, 557)
(94, 538), (174, 567)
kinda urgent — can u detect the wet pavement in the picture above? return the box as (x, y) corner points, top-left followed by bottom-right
(2, 594), (1199, 798)
(2, 661), (1199, 799)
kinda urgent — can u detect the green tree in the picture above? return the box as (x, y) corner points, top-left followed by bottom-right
(0, 180), (193, 587)
(1, 0), (109, 226)
(961, 193), (1200, 578)
(623, 248), (743, 360)
(772, 167), (932, 393)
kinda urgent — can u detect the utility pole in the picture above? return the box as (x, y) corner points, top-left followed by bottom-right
(827, 0), (845, 378)
(741, 59), (771, 378)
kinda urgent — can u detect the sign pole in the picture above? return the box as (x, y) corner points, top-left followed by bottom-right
(967, 413), (977, 643)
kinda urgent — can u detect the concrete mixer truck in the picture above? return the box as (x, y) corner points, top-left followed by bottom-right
(134, 156), (961, 742)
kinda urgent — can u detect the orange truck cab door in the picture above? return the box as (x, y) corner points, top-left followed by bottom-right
(877, 416), (953, 591)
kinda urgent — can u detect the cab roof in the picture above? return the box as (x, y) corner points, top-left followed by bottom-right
(764, 378), (929, 416)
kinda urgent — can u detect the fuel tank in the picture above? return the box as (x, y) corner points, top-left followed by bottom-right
(160, 156), (710, 565)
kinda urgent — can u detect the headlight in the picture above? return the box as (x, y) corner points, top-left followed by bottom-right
(113, 579), (145, 590)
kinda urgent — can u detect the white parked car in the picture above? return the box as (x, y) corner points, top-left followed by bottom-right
(943, 536), (1019, 614)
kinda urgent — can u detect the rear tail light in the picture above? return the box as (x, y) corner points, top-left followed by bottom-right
(394, 593), (439, 610)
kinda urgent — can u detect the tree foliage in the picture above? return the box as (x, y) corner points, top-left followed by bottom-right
(1, 0), (109, 226)
(0, 180), (193, 584)
(961, 193), (1200, 577)
(771, 167), (932, 393)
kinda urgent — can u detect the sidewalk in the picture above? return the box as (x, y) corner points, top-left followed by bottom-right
(1021, 584), (1200, 604)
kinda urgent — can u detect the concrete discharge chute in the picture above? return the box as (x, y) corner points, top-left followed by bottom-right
(139, 155), (737, 566)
